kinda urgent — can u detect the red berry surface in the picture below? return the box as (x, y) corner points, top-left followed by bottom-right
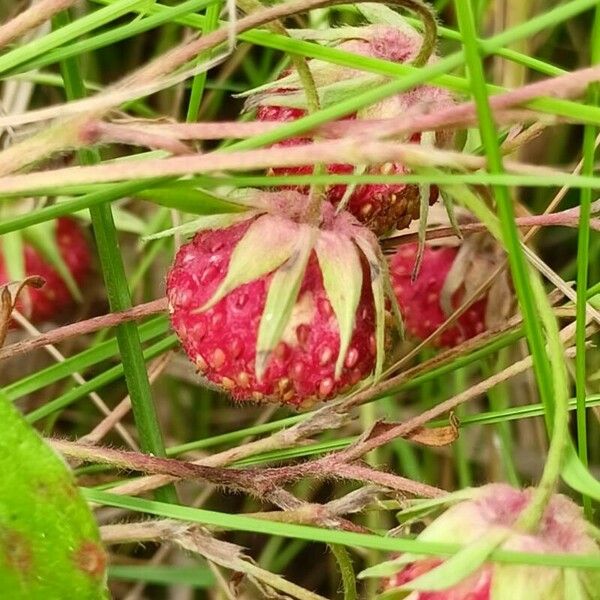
(390, 243), (487, 347)
(166, 220), (377, 407)
(0, 218), (92, 323)
(256, 104), (425, 235)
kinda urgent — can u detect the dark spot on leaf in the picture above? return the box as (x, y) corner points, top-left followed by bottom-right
(0, 528), (32, 574)
(369, 260), (381, 282)
(74, 540), (107, 579)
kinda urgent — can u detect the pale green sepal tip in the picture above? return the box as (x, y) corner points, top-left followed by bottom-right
(315, 232), (362, 379)
(402, 529), (507, 592)
(395, 488), (476, 523)
(255, 226), (316, 380)
(143, 211), (256, 241)
(353, 232), (385, 380)
(201, 214), (301, 314)
(375, 588), (413, 600)
(491, 563), (564, 600)
(358, 554), (422, 580)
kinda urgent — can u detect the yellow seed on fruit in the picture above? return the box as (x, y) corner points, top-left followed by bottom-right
(360, 203), (374, 217)
(319, 346), (333, 365)
(319, 378), (334, 398)
(210, 348), (226, 369)
(237, 372), (250, 388)
(221, 377), (235, 390)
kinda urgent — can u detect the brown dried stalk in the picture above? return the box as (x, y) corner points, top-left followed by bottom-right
(382, 202), (600, 252)
(0, 297), (166, 362)
(0, 0), (77, 48)
(88, 109), (540, 145)
(50, 437), (442, 498)
(0, 140), (567, 194)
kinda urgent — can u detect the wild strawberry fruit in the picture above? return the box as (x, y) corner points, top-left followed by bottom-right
(0, 218), (92, 323)
(248, 23), (453, 235)
(389, 232), (511, 348)
(376, 484), (600, 599)
(166, 191), (387, 407)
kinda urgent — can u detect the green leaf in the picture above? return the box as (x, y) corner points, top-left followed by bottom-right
(201, 214), (302, 312)
(359, 554), (422, 580)
(24, 221), (82, 302)
(353, 231), (385, 379)
(315, 232), (363, 379)
(403, 529), (507, 592)
(256, 226), (316, 379)
(0, 391), (108, 598)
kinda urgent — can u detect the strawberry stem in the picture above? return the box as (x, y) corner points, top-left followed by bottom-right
(402, 0), (439, 67)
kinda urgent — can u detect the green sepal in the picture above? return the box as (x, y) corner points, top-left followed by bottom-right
(353, 231), (386, 380)
(359, 554), (423, 580)
(440, 189), (462, 239)
(1, 231), (26, 283)
(357, 3), (422, 32)
(73, 206), (146, 234)
(383, 257), (405, 340)
(395, 489), (475, 525)
(137, 187), (248, 216)
(256, 225), (316, 379)
(491, 562), (563, 600)
(412, 134), (436, 280)
(24, 221), (82, 302)
(374, 589), (412, 600)
(563, 569), (590, 600)
(403, 529), (506, 592)
(201, 214), (303, 313)
(315, 231), (363, 379)
(0, 391), (108, 599)
(251, 74), (384, 112)
(143, 211), (257, 241)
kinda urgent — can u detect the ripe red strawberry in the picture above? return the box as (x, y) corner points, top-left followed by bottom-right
(390, 243), (488, 347)
(166, 194), (385, 407)
(251, 24), (452, 234)
(379, 484), (599, 599)
(0, 218), (92, 323)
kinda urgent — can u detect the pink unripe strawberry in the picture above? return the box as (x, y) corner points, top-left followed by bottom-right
(166, 193), (386, 407)
(380, 484), (599, 599)
(250, 24), (453, 235)
(388, 558), (491, 599)
(0, 218), (92, 324)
